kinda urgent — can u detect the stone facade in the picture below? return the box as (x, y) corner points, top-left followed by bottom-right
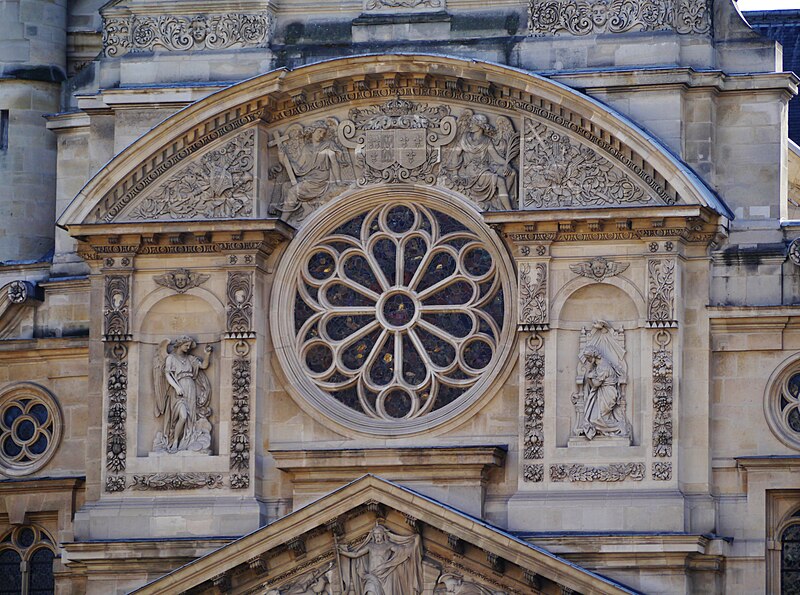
(1, 1), (800, 594)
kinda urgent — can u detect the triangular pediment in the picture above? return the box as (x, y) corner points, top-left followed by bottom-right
(133, 475), (639, 595)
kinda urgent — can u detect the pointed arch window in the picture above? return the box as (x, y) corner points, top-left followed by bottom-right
(784, 519), (800, 595)
(0, 525), (55, 595)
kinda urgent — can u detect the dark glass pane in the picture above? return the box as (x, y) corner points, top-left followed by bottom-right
(789, 408), (800, 433)
(369, 335), (395, 387)
(17, 528), (34, 549)
(304, 282), (319, 302)
(419, 213), (432, 234)
(402, 236), (427, 286)
(785, 526), (800, 540)
(383, 390), (412, 418)
(294, 295), (316, 334)
(423, 313), (473, 338)
(327, 240), (354, 253)
(432, 385), (467, 411)
(2, 405), (22, 428)
(343, 255), (381, 293)
(789, 374), (800, 398)
(29, 435), (48, 456)
(478, 279), (494, 299)
(446, 369), (471, 380)
(415, 327), (455, 368)
(342, 329), (381, 371)
(325, 372), (350, 386)
(305, 344), (333, 374)
(15, 420), (35, 442)
(784, 541), (800, 570)
(330, 386), (364, 414)
(304, 321), (320, 341)
(28, 548), (55, 595)
(325, 315), (374, 342)
(29, 404), (48, 425)
(333, 213), (366, 238)
(325, 284), (374, 308)
(483, 289), (505, 328)
(444, 237), (471, 250)
(373, 239), (397, 286)
(783, 571), (800, 595)
(2, 437), (21, 458)
(478, 318), (495, 339)
(433, 209), (468, 235)
(307, 251), (336, 280)
(463, 340), (493, 370)
(416, 252), (456, 292)
(463, 247), (493, 277)
(424, 280), (474, 306)
(386, 205), (415, 233)
(0, 549), (22, 595)
(382, 294), (415, 327)
(402, 335), (427, 387)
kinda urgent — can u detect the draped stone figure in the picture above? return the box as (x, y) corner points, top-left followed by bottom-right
(337, 524), (423, 595)
(437, 573), (507, 594)
(266, 563), (333, 595)
(152, 336), (213, 454)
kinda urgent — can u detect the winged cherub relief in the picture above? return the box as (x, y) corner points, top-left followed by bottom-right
(569, 257), (630, 282)
(152, 336), (213, 454)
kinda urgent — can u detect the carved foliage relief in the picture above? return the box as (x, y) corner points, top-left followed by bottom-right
(103, 275), (130, 339)
(528, 0), (712, 36)
(227, 272), (254, 337)
(523, 335), (545, 465)
(550, 462), (645, 482)
(647, 258), (676, 326)
(519, 263), (547, 328)
(365, 0), (443, 9)
(652, 330), (674, 463)
(230, 353), (251, 489)
(106, 344), (128, 489)
(130, 130), (254, 221)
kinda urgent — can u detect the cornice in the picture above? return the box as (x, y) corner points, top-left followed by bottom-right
(0, 475), (85, 495)
(735, 455), (800, 471)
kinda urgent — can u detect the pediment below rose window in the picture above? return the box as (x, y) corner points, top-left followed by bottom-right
(131, 475), (639, 595)
(58, 54), (731, 235)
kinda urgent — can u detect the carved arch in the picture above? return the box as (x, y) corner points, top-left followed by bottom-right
(551, 275), (648, 325)
(58, 54), (731, 228)
(135, 288), (226, 337)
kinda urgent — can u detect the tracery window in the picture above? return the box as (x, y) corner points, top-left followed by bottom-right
(783, 520), (800, 595)
(273, 193), (514, 435)
(766, 362), (800, 450)
(0, 384), (62, 477)
(0, 525), (55, 595)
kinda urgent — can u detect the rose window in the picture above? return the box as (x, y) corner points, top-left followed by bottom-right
(0, 384), (62, 476)
(274, 194), (513, 435)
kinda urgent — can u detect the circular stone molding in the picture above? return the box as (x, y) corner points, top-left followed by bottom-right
(765, 356), (800, 451)
(0, 383), (63, 477)
(271, 187), (515, 436)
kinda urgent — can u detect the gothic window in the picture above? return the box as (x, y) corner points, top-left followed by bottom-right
(783, 521), (800, 595)
(766, 363), (800, 450)
(0, 384), (62, 477)
(0, 525), (55, 595)
(273, 193), (514, 435)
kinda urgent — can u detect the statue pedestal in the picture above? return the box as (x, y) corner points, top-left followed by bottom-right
(567, 435), (632, 448)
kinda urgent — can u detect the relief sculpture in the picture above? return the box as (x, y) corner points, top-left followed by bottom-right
(571, 321), (632, 443)
(437, 573), (508, 594)
(152, 336), (213, 454)
(266, 563), (333, 595)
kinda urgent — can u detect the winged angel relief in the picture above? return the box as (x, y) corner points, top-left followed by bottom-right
(152, 336), (213, 454)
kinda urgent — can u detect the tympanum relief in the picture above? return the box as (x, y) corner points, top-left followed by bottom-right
(152, 336), (213, 454)
(570, 321), (632, 444)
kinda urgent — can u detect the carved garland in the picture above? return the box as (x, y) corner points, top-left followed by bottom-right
(550, 463), (645, 482)
(105, 343), (128, 491)
(365, 0), (443, 9)
(230, 353), (251, 489)
(523, 334), (545, 466)
(131, 473), (224, 490)
(652, 331), (673, 481)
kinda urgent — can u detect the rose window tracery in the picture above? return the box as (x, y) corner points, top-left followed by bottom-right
(278, 196), (513, 433)
(0, 384), (62, 477)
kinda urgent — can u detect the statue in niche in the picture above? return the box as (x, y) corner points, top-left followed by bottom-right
(337, 523), (423, 595)
(266, 563), (333, 595)
(571, 321), (632, 442)
(438, 111), (519, 211)
(270, 118), (353, 222)
(152, 336), (213, 454)
(437, 573), (507, 594)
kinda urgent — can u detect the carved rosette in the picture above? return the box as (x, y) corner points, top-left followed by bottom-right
(103, 275), (131, 340)
(105, 344), (128, 488)
(226, 272), (254, 338)
(519, 262), (548, 330)
(102, 13), (271, 56)
(528, 0), (712, 36)
(652, 330), (673, 466)
(230, 356), (251, 489)
(647, 258), (677, 327)
(523, 335), (545, 464)
(523, 464), (544, 483)
(549, 463), (645, 482)
(131, 473), (224, 490)
(652, 462), (672, 481)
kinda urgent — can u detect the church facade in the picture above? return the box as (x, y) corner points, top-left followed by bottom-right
(1, 1), (800, 593)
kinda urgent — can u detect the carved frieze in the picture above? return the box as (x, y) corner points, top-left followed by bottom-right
(519, 263), (548, 329)
(230, 355), (251, 489)
(549, 463), (645, 482)
(365, 0), (443, 9)
(524, 120), (655, 209)
(103, 275), (130, 340)
(652, 330), (673, 458)
(647, 258), (677, 327)
(130, 130), (254, 221)
(226, 272), (254, 337)
(524, 335), (545, 461)
(528, 0), (712, 37)
(153, 268), (210, 294)
(131, 472), (224, 490)
(103, 13), (271, 56)
(569, 257), (629, 282)
(438, 573), (508, 594)
(105, 343), (128, 483)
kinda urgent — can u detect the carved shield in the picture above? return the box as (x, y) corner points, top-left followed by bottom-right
(365, 130), (397, 169)
(396, 129), (427, 169)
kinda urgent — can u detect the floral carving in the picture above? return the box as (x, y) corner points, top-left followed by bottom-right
(131, 130), (254, 220)
(524, 335), (545, 460)
(519, 263), (547, 328)
(550, 463), (645, 482)
(153, 268), (210, 294)
(103, 276), (130, 339)
(523, 120), (653, 209)
(788, 238), (800, 266)
(226, 272), (253, 336)
(366, 0), (442, 8)
(647, 259), (676, 325)
(569, 257), (629, 282)
(652, 331), (673, 458)
(652, 462), (672, 481)
(528, 0), (711, 36)
(230, 357), (251, 488)
(524, 464), (544, 483)
(102, 13), (270, 56)
(105, 475), (126, 492)
(131, 473), (224, 490)
(106, 344), (128, 478)
(7, 281), (34, 304)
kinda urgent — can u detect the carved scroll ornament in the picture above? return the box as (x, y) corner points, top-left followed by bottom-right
(647, 258), (676, 326)
(132, 472), (224, 490)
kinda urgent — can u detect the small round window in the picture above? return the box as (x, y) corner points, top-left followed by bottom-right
(272, 190), (515, 436)
(0, 384), (62, 477)
(766, 360), (800, 451)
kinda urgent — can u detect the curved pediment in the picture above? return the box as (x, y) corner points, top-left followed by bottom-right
(58, 54), (732, 231)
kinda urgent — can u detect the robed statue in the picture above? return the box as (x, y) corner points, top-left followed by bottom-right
(152, 336), (213, 454)
(337, 523), (423, 595)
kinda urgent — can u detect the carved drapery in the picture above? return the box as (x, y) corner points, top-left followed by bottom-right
(102, 13), (271, 57)
(528, 0), (712, 37)
(549, 463), (645, 482)
(647, 258), (677, 327)
(131, 472), (224, 490)
(519, 262), (548, 330)
(103, 275), (130, 340)
(105, 343), (128, 490)
(226, 272), (254, 338)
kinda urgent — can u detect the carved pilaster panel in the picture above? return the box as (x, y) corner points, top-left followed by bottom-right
(230, 347), (251, 489)
(647, 258), (677, 327)
(523, 334), (545, 464)
(103, 275), (131, 340)
(652, 330), (674, 459)
(105, 343), (128, 488)
(519, 262), (548, 330)
(226, 272), (254, 338)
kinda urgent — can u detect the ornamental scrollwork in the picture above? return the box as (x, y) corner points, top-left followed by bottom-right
(524, 335), (545, 461)
(131, 472), (224, 490)
(226, 272), (254, 336)
(130, 130), (254, 221)
(523, 120), (653, 209)
(153, 268), (210, 294)
(528, 0), (712, 37)
(569, 257), (629, 282)
(652, 330), (673, 458)
(647, 258), (676, 325)
(103, 275), (130, 339)
(519, 263), (547, 328)
(549, 463), (645, 482)
(102, 13), (271, 57)
(106, 343), (128, 477)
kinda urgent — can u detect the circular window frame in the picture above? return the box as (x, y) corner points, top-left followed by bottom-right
(0, 383), (63, 477)
(270, 185), (517, 437)
(765, 354), (800, 451)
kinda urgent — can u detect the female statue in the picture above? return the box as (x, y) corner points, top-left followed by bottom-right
(153, 336), (213, 454)
(575, 344), (631, 440)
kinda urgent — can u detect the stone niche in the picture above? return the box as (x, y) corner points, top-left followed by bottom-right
(555, 283), (643, 449)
